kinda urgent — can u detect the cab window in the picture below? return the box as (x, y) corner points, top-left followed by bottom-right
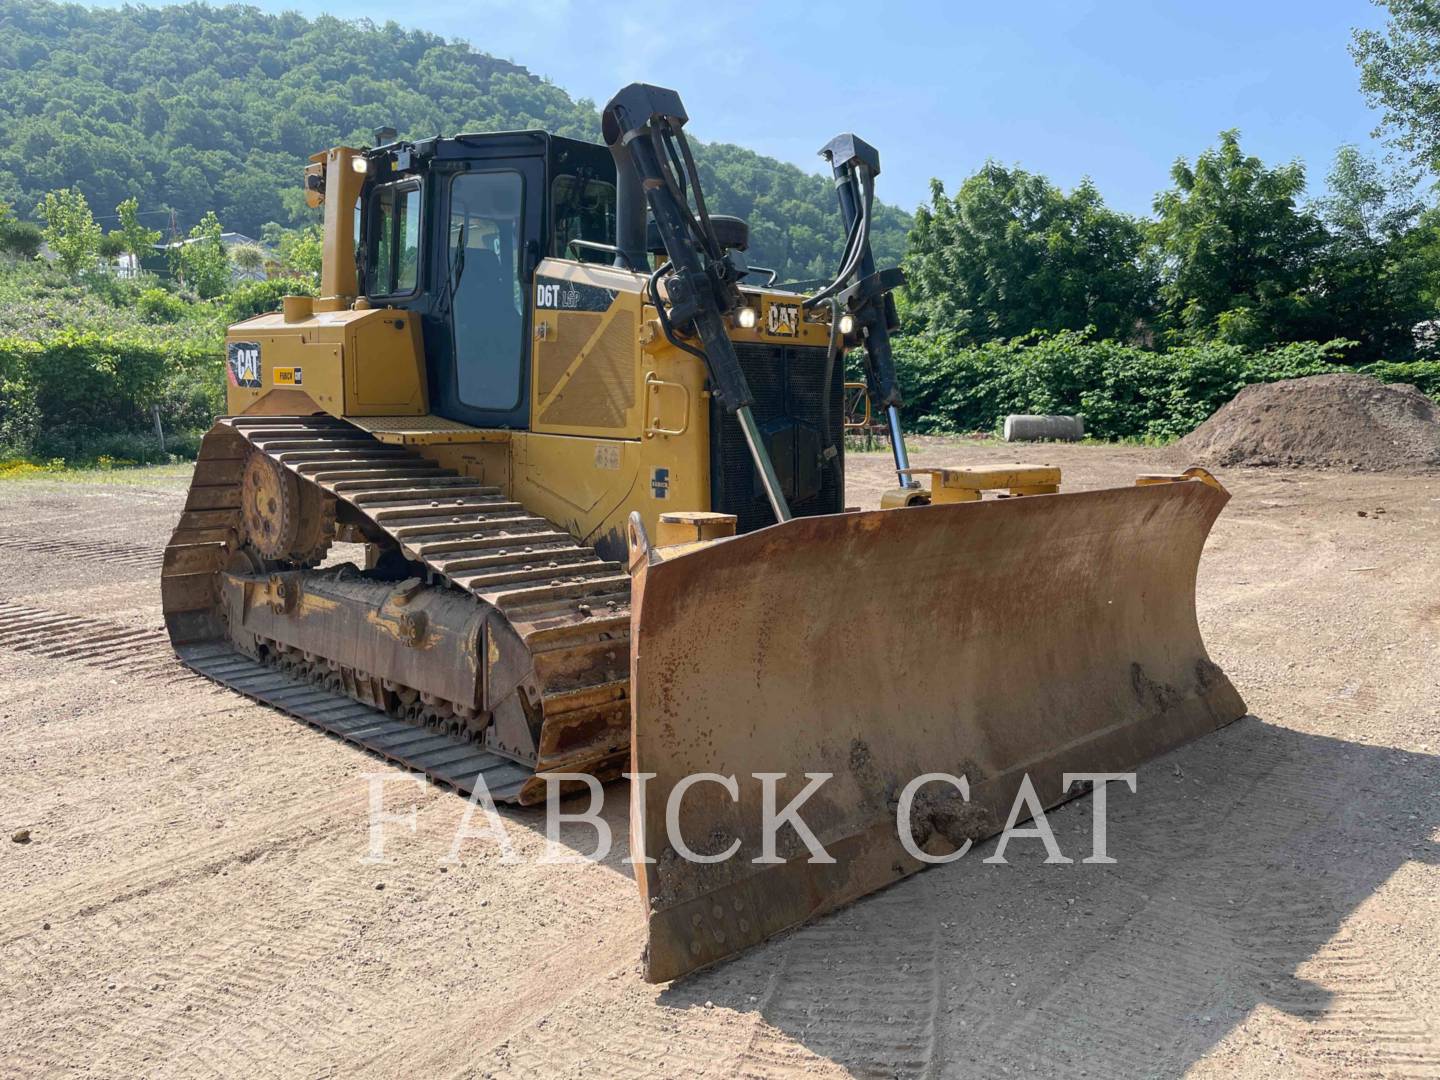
(551, 174), (617, 264)
(449, 171), (526, 412)
(367, 181), (421, 295)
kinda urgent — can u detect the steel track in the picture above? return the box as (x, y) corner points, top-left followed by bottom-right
(161, 415), (632, 804)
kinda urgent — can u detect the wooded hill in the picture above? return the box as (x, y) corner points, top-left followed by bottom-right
(0, 0), (910, 281)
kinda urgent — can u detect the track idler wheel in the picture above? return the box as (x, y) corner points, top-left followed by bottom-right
(240, 449), (335, 564)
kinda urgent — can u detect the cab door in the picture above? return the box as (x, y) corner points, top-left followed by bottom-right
(428, 160), (544, 429)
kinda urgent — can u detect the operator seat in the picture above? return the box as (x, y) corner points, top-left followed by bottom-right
(454, 247), (521, 372)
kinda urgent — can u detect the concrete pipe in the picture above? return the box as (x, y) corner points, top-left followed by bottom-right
(1003, 414), (1084, 442)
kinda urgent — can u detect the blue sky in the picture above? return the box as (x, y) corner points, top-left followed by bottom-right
(140, 0), (1399, 216)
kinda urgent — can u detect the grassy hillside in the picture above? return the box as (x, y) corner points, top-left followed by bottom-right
(0, 0), (909, 280)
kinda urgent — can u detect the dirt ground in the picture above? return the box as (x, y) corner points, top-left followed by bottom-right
(1, 439), (1437, 1078)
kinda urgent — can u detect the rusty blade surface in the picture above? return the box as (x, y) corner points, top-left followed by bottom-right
(629, 478), (1246, 982)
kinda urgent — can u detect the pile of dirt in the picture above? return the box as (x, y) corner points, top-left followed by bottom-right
(1175, 373), (1440, 471)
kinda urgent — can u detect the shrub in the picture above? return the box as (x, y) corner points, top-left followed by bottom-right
(27, 428), (187, 467)
(159, 348), (224, 433)
(137, 287), (189, 324)
(1359, 360), (1440, 398)
(0, 259), (197, 340)
(0, 330), (221, 460)
(0, 340), (40, 452)
(229, 242), (269, 276)
(0, 258), (224, 462)
(79, 268), (143, 308)
(890, 330), (1352, 440)
(0, 218), (42, 259)
(277, 224), (323, 277)
(224, 277), (315, 323)
(97, 232), (128, 259)
(20, 331), (170, 434)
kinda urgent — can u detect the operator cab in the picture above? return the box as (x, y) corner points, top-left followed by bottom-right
(356, 132), (620, 429)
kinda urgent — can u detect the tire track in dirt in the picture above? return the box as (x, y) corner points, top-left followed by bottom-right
(951, 720), (1438, 1078)
(838, 730), (1266, 1077)
(5, 779), (650, 1076)
(0, 531), (161, 569)
(103, 881), (386, 1078)
(0, 690), (334, 886)
(454, 715), (1438, 1079)
(0, 600), (191, 682)
(728, 910), (945, 1079)
(470, 886), (948, 1079)
(474, 949), (757, 1080)
(1215, 729), (1440, 1076)
(1238, 881), (1440, 1077)
(388, 849), (650, 1076)
(0, 710), (452, 1075)
(0, 777), (373, 942)
(0, 841), (387, 1077)
(484, 993), (744, 1078)
(625, 716), (1435, 1080)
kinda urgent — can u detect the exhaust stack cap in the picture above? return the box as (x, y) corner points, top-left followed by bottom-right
(373, 125), (398, 147)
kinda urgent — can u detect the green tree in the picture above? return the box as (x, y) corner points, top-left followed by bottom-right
(1405, 205), (1440, 314)
(278, 224), (323, 277)
(1311, 146), (1433, 359)
(35, 187), (102, 277)
(1151, 131), (1326, 346)
(170, 211), (231, 298)
(905, 164), (1154, 342)
(115, 197), (161, 262)
(229, 242), (269, 276)
(1353, 1), (1440, 174)
(97, 232), (127, 259)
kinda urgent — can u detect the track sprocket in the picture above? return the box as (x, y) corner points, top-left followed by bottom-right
(239, 448), (334, 563)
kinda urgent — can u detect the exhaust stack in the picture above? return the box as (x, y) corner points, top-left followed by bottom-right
(604, 103), (651, 271)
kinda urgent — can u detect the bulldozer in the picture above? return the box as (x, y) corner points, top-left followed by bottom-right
(163, 83), (1246, 982)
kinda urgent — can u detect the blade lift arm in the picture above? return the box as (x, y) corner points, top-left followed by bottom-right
(602, 84), (793, 523)
(812, 134), (917, 489)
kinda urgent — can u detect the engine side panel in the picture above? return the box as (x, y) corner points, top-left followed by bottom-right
(224, 306), (427, 418)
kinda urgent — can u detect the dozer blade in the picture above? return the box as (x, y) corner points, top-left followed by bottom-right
(627, 474), (1246, 982)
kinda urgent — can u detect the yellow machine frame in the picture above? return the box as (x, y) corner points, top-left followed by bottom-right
(225, 145), (835, 554)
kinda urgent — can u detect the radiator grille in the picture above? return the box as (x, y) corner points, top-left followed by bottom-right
(711, 343), (845, 534)
(535, 310), (636, 430)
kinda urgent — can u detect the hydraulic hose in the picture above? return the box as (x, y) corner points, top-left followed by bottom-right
(805, 167), (874, 309)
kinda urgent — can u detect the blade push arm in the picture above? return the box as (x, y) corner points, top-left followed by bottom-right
(814, 134), (917, 489)
(602, 84), (793, 523)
